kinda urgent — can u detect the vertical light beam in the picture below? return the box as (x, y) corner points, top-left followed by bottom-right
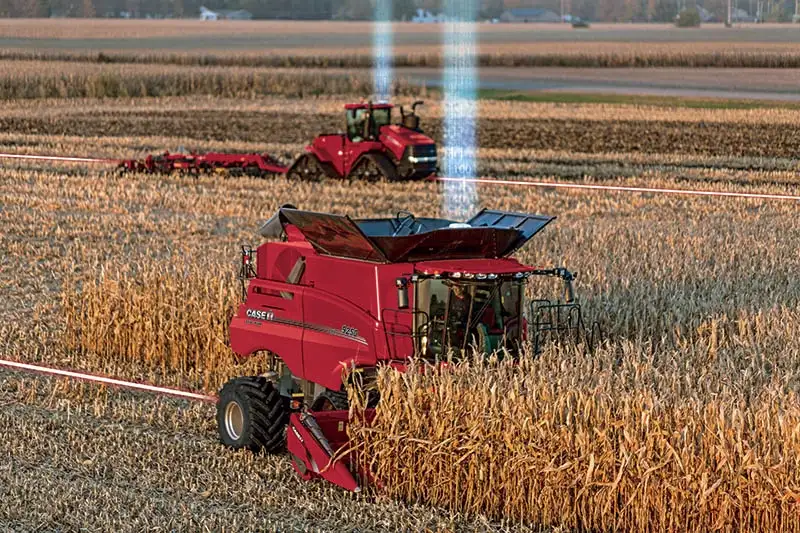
(443, 0), (478, 220)
(373, 0), (393, 101)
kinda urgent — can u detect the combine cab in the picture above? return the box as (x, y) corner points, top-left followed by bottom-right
(218, 207), (579, 491)
(287, 101), (437, 181)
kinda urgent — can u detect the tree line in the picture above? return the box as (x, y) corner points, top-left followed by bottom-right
(0, 0), (785, 22)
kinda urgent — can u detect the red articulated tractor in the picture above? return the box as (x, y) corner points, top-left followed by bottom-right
(286, 101), (438, 181)
(217, 206), (581, 491)
(116, 101), (437, 181)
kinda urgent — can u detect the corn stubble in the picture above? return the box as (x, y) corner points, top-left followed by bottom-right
(61, 263), (262, 393)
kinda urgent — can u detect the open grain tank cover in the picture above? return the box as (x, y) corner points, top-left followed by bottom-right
(259, 204), (297, 239)
(266, 207), (555, 263)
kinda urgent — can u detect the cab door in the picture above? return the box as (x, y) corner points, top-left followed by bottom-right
(239, 279), (305, 378)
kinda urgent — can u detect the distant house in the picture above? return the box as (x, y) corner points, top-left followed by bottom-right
(199, 6), (252, 20)
(500, 7), (561, 22)
(411, 8), (447, 22)
(696, 6), (715, 22)
(731, 7), (756, 22)
(200, 6), (218, 20)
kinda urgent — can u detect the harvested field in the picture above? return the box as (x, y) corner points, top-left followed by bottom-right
(2, 95), (799, 158)
(3, 94), (800, 530)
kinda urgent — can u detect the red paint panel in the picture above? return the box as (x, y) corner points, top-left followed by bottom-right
(302, 289), (376, 391)
(309, 134), (346, 176)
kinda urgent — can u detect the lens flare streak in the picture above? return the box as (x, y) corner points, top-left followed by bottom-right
(373, 0), (393, 101)
(435, 176), (800, 202)
(443, 0), (478, 220)
(0, 358), (217, 403)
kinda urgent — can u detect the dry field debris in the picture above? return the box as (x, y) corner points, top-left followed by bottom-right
(2, 94), (800, 530)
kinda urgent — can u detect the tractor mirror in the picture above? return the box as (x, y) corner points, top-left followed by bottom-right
(396, 278), (409, 309)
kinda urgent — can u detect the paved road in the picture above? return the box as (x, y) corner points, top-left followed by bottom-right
(399, 67), (800, 102)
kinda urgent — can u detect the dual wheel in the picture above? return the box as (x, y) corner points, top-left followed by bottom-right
(216, 376), (349, 453)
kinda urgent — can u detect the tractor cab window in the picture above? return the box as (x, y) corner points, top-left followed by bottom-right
(372, 108), (391, 130)
(346, 107), (391, 142)
(416, 279), (524, 357)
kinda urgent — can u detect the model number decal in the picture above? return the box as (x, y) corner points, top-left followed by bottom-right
(246, 309), (274, 321)
(341, 325), (359, 338)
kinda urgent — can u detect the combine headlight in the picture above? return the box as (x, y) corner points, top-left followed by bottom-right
(464, 273), (475, 279)
(514, 272), (525, 279)
(451, 272), (462, 278)
(487, 273), (498, 280)
(408, 156), (438, 164)
(476, 273), (487, 280)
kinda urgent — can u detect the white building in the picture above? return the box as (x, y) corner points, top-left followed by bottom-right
(200, 6), (218, 20)
(411, 8), (447, 22)
(199, 6), (253, 20)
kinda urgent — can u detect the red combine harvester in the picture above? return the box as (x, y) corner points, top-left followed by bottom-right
(217, 206), (581, 491)
(116, 101), (437, 181)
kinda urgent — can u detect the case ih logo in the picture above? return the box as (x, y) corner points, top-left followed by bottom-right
(246, 309), (274, 321)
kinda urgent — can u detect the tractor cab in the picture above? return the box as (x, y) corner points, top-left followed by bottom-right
(345, 103), (393, 142)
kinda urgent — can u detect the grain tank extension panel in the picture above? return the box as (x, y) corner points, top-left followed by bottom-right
(267, 207), (555, 263)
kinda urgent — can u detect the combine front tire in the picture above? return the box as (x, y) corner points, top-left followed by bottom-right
(216, 377), (288, 454)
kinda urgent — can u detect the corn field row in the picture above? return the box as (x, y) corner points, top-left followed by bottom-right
(9, 47), (800, 69)
(351, 338), (800, 531)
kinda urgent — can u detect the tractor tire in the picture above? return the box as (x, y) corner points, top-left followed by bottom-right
(216, 376), (288, 454)
(348, 153), (398, 182)
(311, 389), (349, 411)
(286, 154), (324, 182)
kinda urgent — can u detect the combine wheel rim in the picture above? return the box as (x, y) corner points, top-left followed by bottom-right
(224, 401), (245, 440)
